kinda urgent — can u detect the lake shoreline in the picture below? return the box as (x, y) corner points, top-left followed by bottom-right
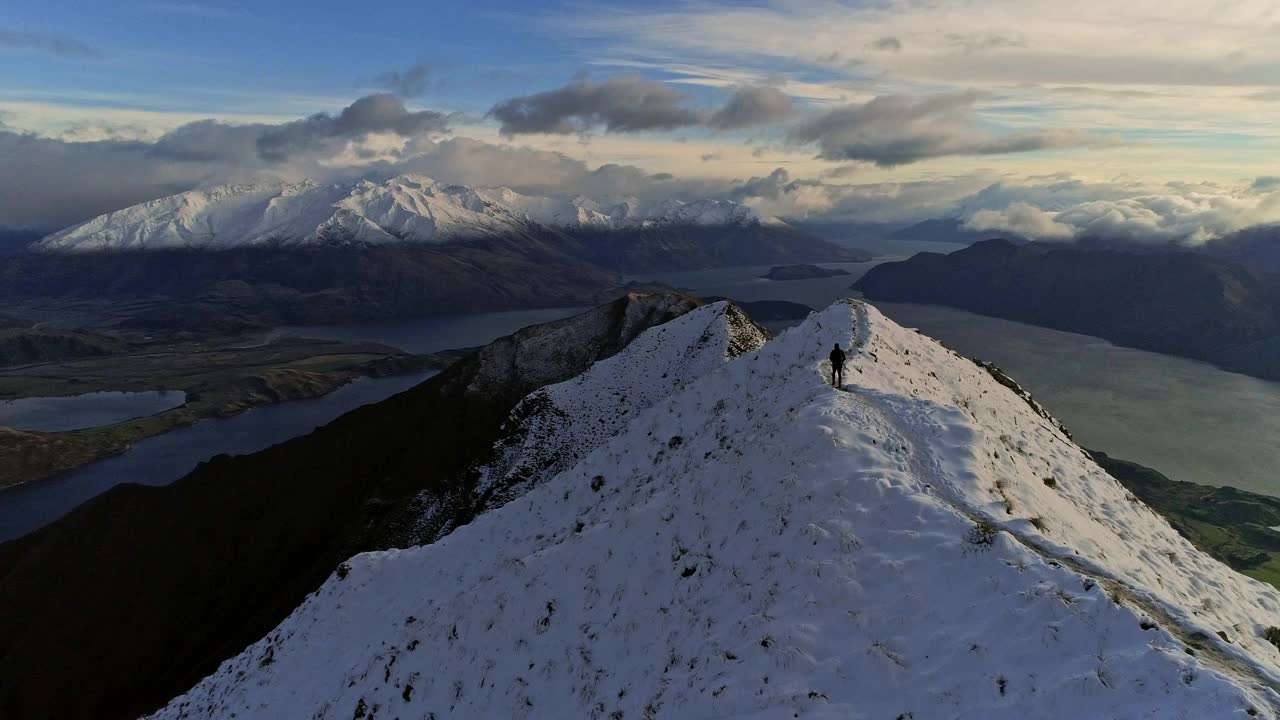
(0, 338), (447, 490)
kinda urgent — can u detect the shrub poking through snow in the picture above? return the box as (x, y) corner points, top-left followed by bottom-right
(1264, 626), (1280, 651)
(967, 520), (1000, 548)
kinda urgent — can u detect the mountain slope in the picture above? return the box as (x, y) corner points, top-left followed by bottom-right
(152, 301), (1280, 719)
(1208, 225), (1280, 275)
(854, 238), (1280, 382)
(0, 293), (767, 720)
(0, 236), (624, 327)
(4, 175), (863, 328)
(36, 175), (793, 253)
(889, 216), (1005, 244)
(36, 177), (541, 251)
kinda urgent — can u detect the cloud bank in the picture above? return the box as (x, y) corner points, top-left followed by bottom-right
(257, 94), (451, 161)
(966, 190), (1280, 244)
(2, 81), (1276, 249)
(707, 85), (796, 130)
(489, 75), (704, 135)
(787, 91), (1097, 167)
(490, 76), (797, 135)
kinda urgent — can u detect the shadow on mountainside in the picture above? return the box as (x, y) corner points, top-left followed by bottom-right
(0, 293), (701, 720)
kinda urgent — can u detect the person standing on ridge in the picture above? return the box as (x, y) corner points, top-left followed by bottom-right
(829, 343), (846, 387)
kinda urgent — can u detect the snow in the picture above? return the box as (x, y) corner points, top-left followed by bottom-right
(475, 301), (768, 511)
(149, 300), (1280, 719)
(36, 175), (784, 252)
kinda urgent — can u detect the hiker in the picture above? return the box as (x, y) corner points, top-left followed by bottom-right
(829, 343), (846, 387)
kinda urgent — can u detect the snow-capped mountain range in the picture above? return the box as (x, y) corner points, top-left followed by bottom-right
(151, 300), (1280, 719)
(35, 174), (783, 252)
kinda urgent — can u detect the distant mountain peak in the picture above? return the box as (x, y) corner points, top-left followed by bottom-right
(36, 175), (785, 253)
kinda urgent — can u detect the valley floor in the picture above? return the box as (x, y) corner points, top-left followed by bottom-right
(0, 336), (444, 489)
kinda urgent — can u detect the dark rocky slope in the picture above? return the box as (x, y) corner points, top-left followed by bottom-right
(1207, 224), (1280, 275)
(568, 223), (869, 273)
(0, 224), (859, 330)
(0, 326), (128, 365)
(0, 293), (710, 720)
(854, 239), (1280, 381)
(0, 233), (622, 328)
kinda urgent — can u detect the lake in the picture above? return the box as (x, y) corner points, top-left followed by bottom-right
(285, 254), (1280, 496)
(0, 305), (599, 541)
(873, 303), (1280, 496)
(630, 258), (1280, 498)
(5, 239), (1279, 539)
(0, 390), (187, 431)
(0, 373), (434, 542)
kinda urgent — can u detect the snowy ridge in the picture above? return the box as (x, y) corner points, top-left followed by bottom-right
(474, 301), (768, 511)
(37, 175), (784, 252)
(151, 301), (1280, 719)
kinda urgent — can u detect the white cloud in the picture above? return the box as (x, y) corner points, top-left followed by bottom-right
(962, 183), (1280, 244)
(569, 0), (1280, 91)
(966, 202), (1076, 239)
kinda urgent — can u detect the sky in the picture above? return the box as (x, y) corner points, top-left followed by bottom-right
(3, 0), (1280, 241)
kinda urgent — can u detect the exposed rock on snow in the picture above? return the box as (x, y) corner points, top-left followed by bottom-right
(151, 300), (1280, 719)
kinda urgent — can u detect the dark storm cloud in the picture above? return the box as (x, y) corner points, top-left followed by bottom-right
(256, 94), (451, 160)
(0, 30), (101, 59)
(488, 75), (705, 135)
(707, 85), (796, 130)
(364, 63), (434, 97)
(787, 91), (1093, 166)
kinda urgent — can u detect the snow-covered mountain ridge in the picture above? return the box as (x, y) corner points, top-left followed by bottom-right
(36, 174), (784, 252)
(152, 300), (1280, 719)
(399, 298), (769, 548)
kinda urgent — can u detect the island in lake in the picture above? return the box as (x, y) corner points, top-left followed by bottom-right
(760, 264), (853, 281)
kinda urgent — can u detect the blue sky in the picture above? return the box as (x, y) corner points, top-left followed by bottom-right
(1, 0), (590, 115)
(3, 0), (1280, 238)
